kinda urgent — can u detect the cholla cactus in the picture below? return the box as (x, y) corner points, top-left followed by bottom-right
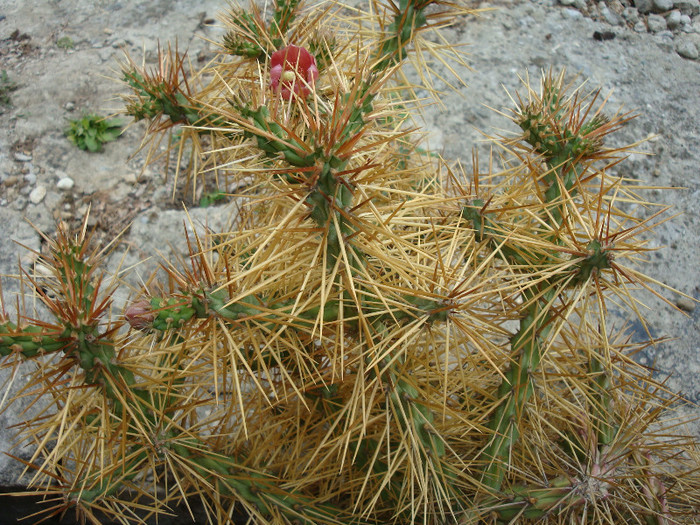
(2, 0), (700, 524)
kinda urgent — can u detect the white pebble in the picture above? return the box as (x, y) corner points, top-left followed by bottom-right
(676, 296), (697, 312)
(676, 38), (699, 58)
(562, 7), (583, 19)
(57, 176), (75, 190)
(14, 152), (32, 162)
(648, 13), (667, 32)
(654, 0), (674, 11)
(29, 185), (47, 204)
(666, 10), (682, 28)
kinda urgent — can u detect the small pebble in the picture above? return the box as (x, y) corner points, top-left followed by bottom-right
(600, 6), (622, 25)
(676, 38), (700, 58)
(648, 14), (668, 31)
(674, 0), (700, 16)
(656, 34), (675, 52)
(34, 262), (54, 279)
(4, 175), (20, 186)
(29, 185), (47, 204)
(637, 0), (654, 13)
(560, 0), (587, 9)
(14, 152), (32, 162)
(676, 296), (697, 312)
(562, 7), (583, 19)
(56, 176), (75, 190)
(634, 20), (648, 31)
(594, 30), (617, 40)
(653, 0), (674, 11)
(64, 101), (75, 112)
(623, 7), (641, 22)
(666, 9), (682, 28)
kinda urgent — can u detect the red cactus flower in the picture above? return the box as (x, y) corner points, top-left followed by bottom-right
(270, 45), (319, 100)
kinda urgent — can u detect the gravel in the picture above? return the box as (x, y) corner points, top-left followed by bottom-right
(676, 35), (700, 56)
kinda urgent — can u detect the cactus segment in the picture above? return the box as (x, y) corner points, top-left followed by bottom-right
(478, 74), (628, 494)
(571, 239), (612, 285)
(223, 10), (267, 58)
(271, 0), (302, 42)
(484, 476), (579, 521)
(0, 323), (67, 357)
(587, 354), (617, 447)
(239, 104), (317, 167)
(123, 70), (200, 125)
(373, 0), (428, 71)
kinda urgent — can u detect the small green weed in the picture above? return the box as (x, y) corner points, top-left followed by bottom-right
(65, 113), (123, 152)
(0, 70), (18, 106)
(199, 190), (227, 207)
(56, 36), (74, 50)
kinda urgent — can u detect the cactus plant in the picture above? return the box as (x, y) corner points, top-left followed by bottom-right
(2, 0), (700, 524)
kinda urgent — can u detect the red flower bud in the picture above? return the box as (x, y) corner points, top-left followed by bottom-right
(269, 45), (319, 100)
(125, 300), (155, 331)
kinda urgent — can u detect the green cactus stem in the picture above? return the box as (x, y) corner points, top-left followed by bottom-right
(480, 234), (615, 490)
(136, 286), (449, 340)
(238, 104), (317, 167)
(476, 75), (623, 493)
(461, 199), (531, 266)
(570, 239), (613, 286)
(373, 0), (428, 72)
(471, 476), (582, 522)
(271, 0), (301, 44)
(223, 10), (267, 58)
(123, 60), (228, 131)
(0, 323), (68, 358)
(587, 353), (617, 447)
(480, 286), (557, 490)
(124, 70), (200, 124)
(75, 433), (366, 525)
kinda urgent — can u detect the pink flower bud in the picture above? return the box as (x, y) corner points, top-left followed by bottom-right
(125, 300), (155, 331)
(269, 45), (319, 100)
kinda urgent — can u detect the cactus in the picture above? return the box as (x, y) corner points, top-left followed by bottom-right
(2, 0), (700, 523)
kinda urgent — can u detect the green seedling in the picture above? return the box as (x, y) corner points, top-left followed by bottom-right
(65, 113), (123, 152)
(0, 70), (18, 106)
(56, 36), (74, 49)
(199, 190), (227, 207)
